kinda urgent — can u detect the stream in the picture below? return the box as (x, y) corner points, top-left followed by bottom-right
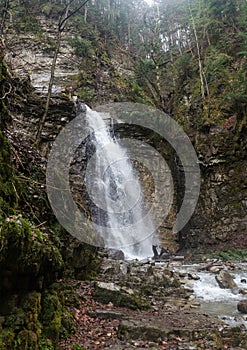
(179, 263), (247, 327)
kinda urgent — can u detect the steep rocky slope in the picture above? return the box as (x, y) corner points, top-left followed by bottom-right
(4, 12), (247, 253)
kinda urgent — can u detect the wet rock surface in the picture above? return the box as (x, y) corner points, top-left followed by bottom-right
(6, 18), (78, 95)
(60, 258), (247, 349)
(215, 270), (238, 291)
(237, 300), (247, 314)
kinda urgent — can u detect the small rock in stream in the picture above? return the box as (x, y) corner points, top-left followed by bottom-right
(237, 300), (247, 314)
(208, 265), (224, 273)
(215, 269), (238, 291)
(190, 302), (200, 308)
(188, 273), (200, 280)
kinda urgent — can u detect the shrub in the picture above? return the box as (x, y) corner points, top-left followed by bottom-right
(68, 37), (94, 57)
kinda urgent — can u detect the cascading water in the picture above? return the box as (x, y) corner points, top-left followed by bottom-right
(83, 105), (156, 259)
(179, 264), (247, 327)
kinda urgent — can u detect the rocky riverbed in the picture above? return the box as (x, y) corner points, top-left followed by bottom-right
(59, 256), (247, 349)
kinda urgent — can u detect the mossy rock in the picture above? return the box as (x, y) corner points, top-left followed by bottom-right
(41, 290), (62, 345)
(93, 281), (150, 310)
(16, 329), (39, 350)
(64, 239), (101, 280)
(21, 292), (42, 334)
(0, 216), (63, 291)
(40, 286), (76, 346)
(41, 281), (79, 341)
(0, 285), (77, 349)
(4, 308), (26, 330)
(0, 329), (15, 350)
(0, 131), (19, 214)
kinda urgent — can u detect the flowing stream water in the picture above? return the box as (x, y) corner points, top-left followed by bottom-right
(84, 105), (155, 259)
(180, 264), (247, 327)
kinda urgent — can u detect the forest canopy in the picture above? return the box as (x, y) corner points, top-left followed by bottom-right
(1, 0), (247, 128)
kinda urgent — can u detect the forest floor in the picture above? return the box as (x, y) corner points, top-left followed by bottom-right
(59, 281), (221, 350)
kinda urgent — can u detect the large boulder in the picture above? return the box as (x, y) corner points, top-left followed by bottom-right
(146, 266), (180, 288)
(118, 319), (169, 341)
(215, 270), (238, 291)
(118, 318), (224, 343)
(237, 300), (247, 314)
(100, 248), (125, 260)
(107, 249), (125, 260)
(93, 281), (149, 310)
(100, 258), (128, 276)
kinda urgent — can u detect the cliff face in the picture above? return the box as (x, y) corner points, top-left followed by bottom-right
(4, 14), (247, 253)
(188, 124), (247, 250)
(6, 16), (77, 94)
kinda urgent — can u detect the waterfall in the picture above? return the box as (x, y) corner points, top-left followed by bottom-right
(83, 105), (156, 259)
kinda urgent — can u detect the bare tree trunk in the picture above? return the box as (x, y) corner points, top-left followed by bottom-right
(144, 78), (160, 104)
(35, 12), (67, 142)
(84, 4), (88, 23)
(35, 0), (90, 143)
(127, 17), (131, 49)
(153, 5), (164, 108)
(35, 31), (62, 141)
(188, 0), (205, 99)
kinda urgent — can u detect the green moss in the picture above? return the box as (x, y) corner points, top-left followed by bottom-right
(0, 215), (63, 276)
(77, 86), (95, 103)
(21, 292), (42, 333)
(0, 329), (15, 349)
(41, 291), (62, 345)
(0, 131), (19, 214)
(60, 309), (76, 339)
(42, 281), (78, 340)
(16, 330), (38, 350)
(72, 345), (86, 350)
(41, 284), (77, 345)
(4, 308), (26, 330)
(207, 247), (247, 261)
(39, 336), (54, 350)
(0, 284), (78, 349)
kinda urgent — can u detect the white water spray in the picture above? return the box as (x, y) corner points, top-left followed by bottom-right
(84, 105), (155, 259)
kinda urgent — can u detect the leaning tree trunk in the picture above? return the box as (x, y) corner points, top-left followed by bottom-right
(188, 0), (209, 99)
(35, 30), (62, 142)
(35, 3), (69, 142)
(35, 0), (90, 143)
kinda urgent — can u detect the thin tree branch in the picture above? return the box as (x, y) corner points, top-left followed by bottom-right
(0, 82), (12, 99)
(59, 0), (90, 31)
